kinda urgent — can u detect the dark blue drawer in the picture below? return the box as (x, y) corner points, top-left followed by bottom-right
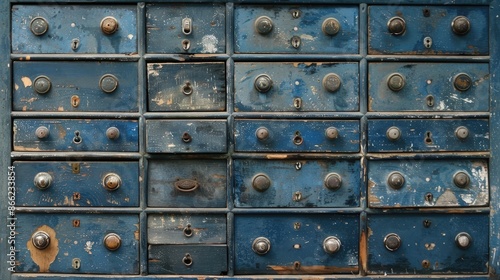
(13, 61), (138, 112)
(234, 159), (360, 207)
(235, 62), (359, 112)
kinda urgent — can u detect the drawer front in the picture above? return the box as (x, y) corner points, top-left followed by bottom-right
(148, 214), (226, 244)
(234, 5), (359, 54)
(13, 119), (138, 152)
(367, 119), (489, 152)
(13, 61), (138, 112)
(14, 161), (139, 207)
(234, 62), (359, 112)
(234, 119), (360, 152)
(12, 5), (137, 54)
(148, 159), (227, 208)
(146, 120), (227, 153)
(367, 213), (489, 274)
(368, 6), (488, 55)
(368, 63), (490, 112)
(15, 214), (139, 274)
(148, 63), (226, 112)
(234, 214), (359, 274)
(146, 4), (226, 54)
(368, 159), (489, 208)
(234, 159), (360, 207)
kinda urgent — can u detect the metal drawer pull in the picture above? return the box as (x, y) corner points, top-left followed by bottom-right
(252, 237), (271, 255)
(252, 173), (271, 192)
(181, 132), (192, 143)
(102, 173), (122, 191)
(33, 75), (51, 94)
(35, 126), (50, 139)
(30, 17), (49, 36)
(323, 236), (342, 254)
(387, 16), (406, 36)
(34, 172), (52, 190)
(103, 233), (121, 251)
(32, 231), (51, 250)
(182, 253), (193, 266)
(174, 179), (199, 192)
(255, 16), (273, 34)
(100, 16), (119, 35)
(455, 232), (472, 249)
(384, 233), (401, 251)
(183, 224), (193, 237)
(322, 18), (340, 36)
(452, 16), (471, 35)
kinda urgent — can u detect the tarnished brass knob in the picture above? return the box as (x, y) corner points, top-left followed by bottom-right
(34, 76), (51, 94)
(387, 73), (405, 92)
(255, 127), (270, 141)
(252, 237), (271, 255)
(102, 173), (121, 191)
(453, 73), (472, 92)
(324, 173), (342, 190)
(103, 233), (121, 251)
(99, 74), (119, 93)
(323, 73), (342, 93)
(254, 74), (273, 93)
(453, 171), (470, 188)
(386, 126), (401, 141)
(35, 126), (50, 139)
(455, 232), (472, 249)
(106, 127), (120, 140)
(452, 16), (471, 35)
(255, 16), (273, 34)
(325, 127), (339, 140)
(387, 16), (406, 35)
(384, 233), (401, 251)
(100, 16), (119, 35)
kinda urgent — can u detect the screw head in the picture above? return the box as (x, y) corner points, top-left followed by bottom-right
(101, 16), (119, 35)
(384, 233), (401, 251)
(323, 73), (342, 93)
(252, 173), (271, 192)
(33, 76), (51, 94)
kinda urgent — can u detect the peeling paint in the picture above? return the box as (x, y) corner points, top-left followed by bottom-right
(21, 76), (32, 88)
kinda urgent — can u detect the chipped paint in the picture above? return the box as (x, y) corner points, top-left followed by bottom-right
(268, 264), (358, 274)
(200, 35), (218, 53)
(21, 76), (32, 88)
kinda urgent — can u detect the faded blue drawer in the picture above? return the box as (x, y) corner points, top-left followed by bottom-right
(148, 159), (227, 207)
(368, 63), (490, 112)
(234, 214), (359, 274)
(368, 159), (488, 208)
(368, 6), (488, 55)
(234, 159), (360, 207)
(146, 4), (226, 54)
(234, 119), (360, 152)
(13, 119), (138, 152)
(235, 5), (358, 54)
(146, 120), (227, 153)
(368, 213), (489, 274)
(367, 119), (489, 152)
(14, 161), (139, 207)
(13, 61), (138, 112)
(12, 5), (137, 54)
(235, 62), (359, 112)
(15, 213), (139, 274)
(148, 63), (226, 112)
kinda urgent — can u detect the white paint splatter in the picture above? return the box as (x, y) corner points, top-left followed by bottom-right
(84, 241), (94, 254)
(201, 35), (218, 53)
(127, 34), (134, 40)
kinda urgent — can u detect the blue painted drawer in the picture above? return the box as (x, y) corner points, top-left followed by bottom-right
(368, 213), (489, 274)
(234, 119), (360, 152)
(13, 119), (138, 152)
(146, 120), (227, 153)
(15, 213), (139, 274)
(367, 119), (489, 152)
(148, 63), (226, 112)
(12, 5), (137, 54)
(148, 159), (227, 207)
(234, 5), (359, 54)
(368, 159), (488, 208)
(234, 159), (360, 207)
(368, 6), (488, 55)
(234, 62), (359, 112)
(368, 63), (490, 112)
(234, 214), (359, 274)
(13, 61), (138, 112)
(14, 161), (139, 207)
(146, 4), (226, 54)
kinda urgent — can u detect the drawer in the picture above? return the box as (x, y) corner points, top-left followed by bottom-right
(148, 62), (226, 112)
(12, 5), (137, 54)
(148, 159), (227, 208)
(367, 213), (488, 274)
(234, 5), (358, 54)
(13, 61), (138, 112)
(368, 63), (490, 112)
(146, 4), (226, 54)
(368, 6), (488, 55)
(15, 213), (139, 274)
(13, 119), (138, 152)
(234, 214), (359, 274)
(234, 159), (360, 207)
(367, 119), (489, 152)
(146, 120), (227, 153)
(368, 159), (488, 208)
(234, 62), (359, 112)
(148, 214), (226, 244)
(234, 119), (360, 152)
(14, 161), (139, 207)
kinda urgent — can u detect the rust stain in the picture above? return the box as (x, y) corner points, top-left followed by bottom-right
(367, 180), (381, 205)
(26, 225), (59, 272)
(360, 229), (368, 274)
(268, 264), (357, 274)
(21, 76), (32, 88)
(266, 154), (288, 159)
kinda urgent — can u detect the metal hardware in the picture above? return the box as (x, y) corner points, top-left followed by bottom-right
(182, 82), (193, 95)
(32, 231), (50, 250)
(181, 132), (192, 143)
(72, 258), (81, 270)
(452, 16), (471, 35)
(323, 73), (342, 93)
(254, 16), (273, 34)
(291, 36), (301, 49)
(73, 131), (82, 144)
(294, 222), (301, 230)
(453, 171), (470, 188)
(100, 16), (119, 35)
(293, 191), (302, 202)
(423, 36), (433, 48)
(72, 219), (80, 227)
(252, 237), (271, 255)
(71, 38), (80, 51)
(423, 8), (431, 17)
(252, 173), (271, 192)
(422, 259), (431, 269)
(103, 233), (121, 251)
(35, 126), (50, 139)
(424, 131), (433, 145)
(103, 173), (121, 191)
(174, 179), (199, 192)
(106, 127), (120, 140)
(182, 18), (192, 35)
(293, 97), (302, 109)
(293, 131), (303, 145)
(387, 73), (405, 92)
(33, 75), (51, 94)
(387, 16), (406, 35)
(322, 18), (340, 36)
(324, 173), (342, 190)
(423, 220), (432, 228)
(34, 172), (52, 190)
(293, 261), (301, 270)
(384, 233), (401, 251)
(455, 126), (469, 140)
(182, 39), (191, 51)
(425, 192), (433, 203)
(71, 163), (80, 174)
(453, 73), (472, 91)
(426, 95), (434, 107)
(323, 236), (342, 254)
(325, 127), (339, 140)
(182, 253), (193, 267)
(387, 172), (405, 189)
(255, 127), (269, 141)
(99, 74), (119, 93)
(386, 126), (401, 141)
(455, 232), (472, 249)
(30, 17), (49, 36)
(291, 9), (301, 19)
(73, 192), (81, 200)
(254, 74), (273, 93)
(71, 95), (80, 108)
(183, 224), (193, 237)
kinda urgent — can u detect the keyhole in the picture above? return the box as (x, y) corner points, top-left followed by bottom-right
(182, 39), (191, 51)
(71, 95), (80, 108)
(73, 131), (82, 144)
(71, 38), (80, 51)
(182, 253), (193, 267)
(293, 131), (303, 145)
(424, 131), (433, 145)
(294, 261), (301, 270)
(293, 98), (302, 109)
(295, 162), (302, 170)
(72, 258), (81, 270)
(423, 220), (431, 228)
(291, 36), (301, 49)
(423, 37), (432, 48)
(293, 191), (302, 202)
(425, 192), (433, 203)
(426, 95), (434, 107)
(182, 132), (192, 143)
(291, 10), (301, 19)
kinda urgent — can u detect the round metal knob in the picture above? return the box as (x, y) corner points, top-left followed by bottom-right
(387, 73), (405, 92)
(455, 232), (472, 249)
(254, 16), (273, 34)
(455, 126), (469, 140)
(453, 171), (470, 188)
(252, 237), (271, 255)
(255, 127), (269, 141)
(106, 127), (120, 140)
(100, 16), (119, 35)
(451, 16), (470, 35)
(325, 127), (339, 140)
(254, 74), (273, 93)
(30, 17), (49, 36)
(33, 76), (51, 94)
(322, 18), (341, 36)
(323, 236), (341, 254)
(99, 74), (119, 93)
(387, 172), (405, 190)
(103, 233), (121, 251)
(386, 126), (401, 141)
(252, 173), (271, 192)
(387, 16), (406, 36)
(35, 126), (50, 139)
(34, 172), (52, 190)
(324, 173), (342, 191)
(323, 73), (342, 93)
(384, 233), (401, 251)
(32, 231), (50, 250)
(453, 73), (472, 92)
(103, 173), (121, 191)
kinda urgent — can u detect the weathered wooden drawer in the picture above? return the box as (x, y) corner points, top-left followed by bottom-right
(146, 4), (226, 54)
(367, 119), (489, 152)
(148, 159), (227, 208)
(368, 63), (490, 112)
(13, 61), (138, 112)
(234, 5), (359, 54)
(147, 62), (226, 112)
(367, 213), (488, 274)
(14, 161), (139, 207)
(15, 213), (139, 274)
(146, 120), (227, 153)
(12, 5), (137, 54)
(234, 214), (359, 274)
(234, 159), (360, 207)
(368, 159), (488, 208)
(234, 62), (359, 112)
(234, 119), (360, 152)
(13, 119), (139, 152)
(368, 6), (488, 55)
